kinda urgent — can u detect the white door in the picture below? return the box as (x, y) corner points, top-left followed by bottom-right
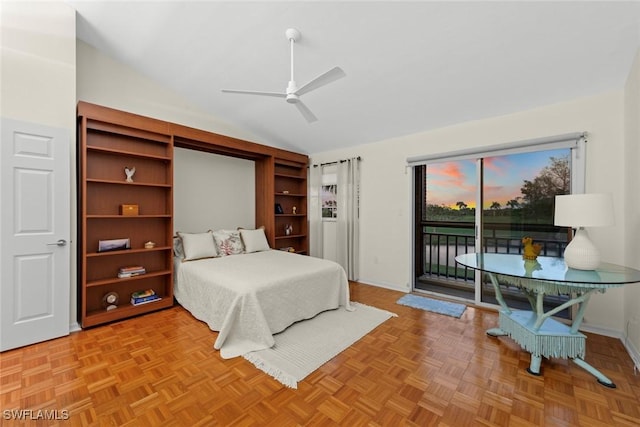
(1, 118), (70, 351)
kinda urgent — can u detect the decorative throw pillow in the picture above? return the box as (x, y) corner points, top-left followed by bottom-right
(239, 228), (270, 253)
(212, 229), (245, 256)
(173, 236), (184, 259)
(178, 231), (217, 261)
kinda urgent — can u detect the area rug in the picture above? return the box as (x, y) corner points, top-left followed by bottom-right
(396, 294), (466, 318)
(242, 302), (396, 389)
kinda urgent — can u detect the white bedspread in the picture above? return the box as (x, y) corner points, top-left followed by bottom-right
(174, 250), (351, 358)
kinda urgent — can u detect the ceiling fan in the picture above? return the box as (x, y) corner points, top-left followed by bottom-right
(221, 28), (346, 123)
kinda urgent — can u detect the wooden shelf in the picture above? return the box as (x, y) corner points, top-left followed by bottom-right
(86, 215), (171, 220)
(87, 215), (172, 219)
(275, 234), (306, 240)
(86, 270), (172, 287)
(275, 192), (306, 197)
(83, 297), (173, 328)
(87, 145), (171, 161)
(274, 173), (306, 180)
(86, 246), (171, 258)
(87, 178), (171, 188)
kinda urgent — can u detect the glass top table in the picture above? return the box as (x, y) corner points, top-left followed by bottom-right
(455, 252), (640, 287)
(455, 252), (640, 388)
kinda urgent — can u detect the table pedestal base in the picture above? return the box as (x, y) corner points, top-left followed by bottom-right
(490, 310), (616, 388)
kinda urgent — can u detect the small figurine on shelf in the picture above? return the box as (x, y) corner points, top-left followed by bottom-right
(124, 166), (136, 183)
(144, 241), (156, 249)
(292, 206), (297, 214)
(285, 224), (293, 236)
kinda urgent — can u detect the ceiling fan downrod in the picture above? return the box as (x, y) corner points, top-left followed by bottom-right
(286, 28), (301, 104)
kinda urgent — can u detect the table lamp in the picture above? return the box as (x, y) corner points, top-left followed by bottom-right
(554, 193), (614, 270)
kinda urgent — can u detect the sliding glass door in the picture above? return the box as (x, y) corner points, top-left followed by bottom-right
(414, 143), (579, 314)
(478, 150), (571, 312)
(414, 160), (477, 300)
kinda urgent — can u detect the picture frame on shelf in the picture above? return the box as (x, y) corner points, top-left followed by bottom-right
(275, 203), (284, 214)
(98, 238), (131, 252)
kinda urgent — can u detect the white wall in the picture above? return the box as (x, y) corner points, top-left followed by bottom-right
(0, 2), (76, 129)
(174, 147), (255, 233)
(624, 48), (640, 363)
(0, 1), (77, 329)
(76, 40), (262, 145)
(311, 90), (630, 335)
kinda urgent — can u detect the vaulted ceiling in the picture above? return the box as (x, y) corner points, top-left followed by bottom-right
(70, 1), (640, 154)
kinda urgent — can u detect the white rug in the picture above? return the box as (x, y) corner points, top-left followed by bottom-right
(243, 302), (396, 389)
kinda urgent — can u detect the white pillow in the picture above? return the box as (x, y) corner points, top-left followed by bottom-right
(239, 228), (270, 253)
(178, 231), (217, 261)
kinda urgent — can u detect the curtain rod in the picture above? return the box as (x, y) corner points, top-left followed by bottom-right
(312, 156), (361, 167)
(406, 132), (586, 166)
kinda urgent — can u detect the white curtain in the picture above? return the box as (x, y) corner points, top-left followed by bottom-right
(336, 158), (360, 280)
(308, 164), (323, 258)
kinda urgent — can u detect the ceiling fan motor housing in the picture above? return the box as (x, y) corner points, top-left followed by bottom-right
(286, 81), (299, 103)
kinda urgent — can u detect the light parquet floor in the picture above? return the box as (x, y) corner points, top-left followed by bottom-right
(1, 282), (639, 426)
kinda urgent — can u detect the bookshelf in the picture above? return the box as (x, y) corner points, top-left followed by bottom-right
(77, 102), (174, 327)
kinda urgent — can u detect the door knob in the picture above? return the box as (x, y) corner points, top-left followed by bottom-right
(47, 239), (67, 247)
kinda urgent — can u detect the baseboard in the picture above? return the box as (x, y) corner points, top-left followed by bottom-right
(579, 323), (622, 339)
(623, 338), (640, 374)
(69, 321), (81, 333)
(355, 278), (407, 292)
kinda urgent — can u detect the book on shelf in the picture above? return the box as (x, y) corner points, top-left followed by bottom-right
(118, 270), (146, 278)
(131, 289), (160, 305)
(131, 289), (155, 299)
(118, 266), (146, 278)
(131, 295), (162, 306)
(120, 265), (145, 273)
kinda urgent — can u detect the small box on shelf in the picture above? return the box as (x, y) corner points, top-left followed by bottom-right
(120, 204), (139, 216)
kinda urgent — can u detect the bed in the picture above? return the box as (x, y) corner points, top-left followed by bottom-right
(174, 248), (351, 359)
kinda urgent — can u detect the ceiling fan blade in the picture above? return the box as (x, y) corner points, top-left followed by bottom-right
(296, 66), (346, 96)
(294, 101), (318, 123)
(221, 89), (286, 98)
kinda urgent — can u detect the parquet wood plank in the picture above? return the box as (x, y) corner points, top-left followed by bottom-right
(1, 282), (639, 426)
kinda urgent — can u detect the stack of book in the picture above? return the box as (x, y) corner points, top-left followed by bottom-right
(131, 289), (162, 306)
(118, 265), (146, 278)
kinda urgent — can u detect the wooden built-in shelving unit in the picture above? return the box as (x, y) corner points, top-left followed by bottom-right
(77, 102), (309, 327)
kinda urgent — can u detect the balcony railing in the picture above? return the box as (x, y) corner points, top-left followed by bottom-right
(419, 221), (569, 281)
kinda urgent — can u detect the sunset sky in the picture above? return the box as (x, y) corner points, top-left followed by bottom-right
(426, 148), (568, 209)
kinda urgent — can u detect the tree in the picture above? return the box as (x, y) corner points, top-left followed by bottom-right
(456, 201), (468, 210)
(506, 198), (520, 209)
(521, 155), (569, 202)
(489, 201), (501, 216)
(520, 155), (570, 218)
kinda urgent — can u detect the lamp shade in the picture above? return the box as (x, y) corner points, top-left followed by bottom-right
(554, 193), (614, 227)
